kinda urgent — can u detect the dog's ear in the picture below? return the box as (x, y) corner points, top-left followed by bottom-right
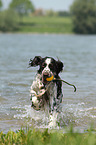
(29, 56), (42, 67)
(56, 60), (64, 74)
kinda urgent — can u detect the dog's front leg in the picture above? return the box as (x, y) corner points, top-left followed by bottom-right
(30, 88), (40, 110)
(48, 84), (58, 127)
(49, 111), (58, 128)
(49, 102), (58, 128)
(30, 75), (45, 110)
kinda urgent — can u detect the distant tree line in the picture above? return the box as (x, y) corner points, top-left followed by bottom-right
(45, 10), (71, 17)
(57, 11), (71, 17)
(0, 0), (96, 34)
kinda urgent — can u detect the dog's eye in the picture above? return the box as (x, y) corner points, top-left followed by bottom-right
(49, 64), (53, 69)
(42, 63), (46, 68)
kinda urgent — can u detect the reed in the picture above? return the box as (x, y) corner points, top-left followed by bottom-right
(0, 127), (96, 145)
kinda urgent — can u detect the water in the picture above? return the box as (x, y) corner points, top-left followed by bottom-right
(0, 34), (96, 133)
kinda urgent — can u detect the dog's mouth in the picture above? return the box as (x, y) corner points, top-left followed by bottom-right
(42, 72), (54, 84)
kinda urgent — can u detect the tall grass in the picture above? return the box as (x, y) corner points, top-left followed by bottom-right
(0, 127), (96, 145)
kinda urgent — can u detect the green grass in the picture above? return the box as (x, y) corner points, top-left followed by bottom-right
(0, 128), (96, 145)
(18, 16), (73, 33)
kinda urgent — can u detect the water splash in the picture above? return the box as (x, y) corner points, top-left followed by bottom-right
(11, 102), (96, 129)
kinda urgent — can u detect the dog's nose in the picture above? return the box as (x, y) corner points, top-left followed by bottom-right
(43, 72), (49, 77)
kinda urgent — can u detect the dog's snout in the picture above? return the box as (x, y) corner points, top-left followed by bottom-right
(43, 72), (49, 76)
(42, 71), (51, 84)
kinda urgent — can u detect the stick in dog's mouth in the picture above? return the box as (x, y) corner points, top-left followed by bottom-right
(40, 76), (76, 97)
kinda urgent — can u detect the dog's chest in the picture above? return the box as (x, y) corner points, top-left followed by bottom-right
(30, 74), (57, 110)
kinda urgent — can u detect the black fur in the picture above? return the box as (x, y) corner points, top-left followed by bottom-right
(29, 56), (63, 76)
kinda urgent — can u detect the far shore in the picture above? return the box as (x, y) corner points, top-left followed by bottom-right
(0, 16), (73, 34)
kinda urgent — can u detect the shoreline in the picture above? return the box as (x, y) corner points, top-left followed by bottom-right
(0, 32), (96, 36)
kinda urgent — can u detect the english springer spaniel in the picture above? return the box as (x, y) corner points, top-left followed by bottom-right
(29, 56), (64, 126)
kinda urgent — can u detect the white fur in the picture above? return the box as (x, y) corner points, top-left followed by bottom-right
(48, 112), (58, 128)
(46, 58), (51, 65)
(43, 58), (51, 73)
(32, 96), (39, 106)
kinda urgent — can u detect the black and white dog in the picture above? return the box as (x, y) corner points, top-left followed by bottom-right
(29, 56), (64, 126)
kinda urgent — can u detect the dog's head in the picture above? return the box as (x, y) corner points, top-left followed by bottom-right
(29, 56), (64, 84)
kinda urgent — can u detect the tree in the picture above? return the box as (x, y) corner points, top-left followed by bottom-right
(9, 0), (35, 15)
(0, 9), (19, 32)
(0, 0), (3, 11)
(70, 0), (96, 34)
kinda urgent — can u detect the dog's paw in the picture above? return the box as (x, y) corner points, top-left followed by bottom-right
(32, 96), (40, 110)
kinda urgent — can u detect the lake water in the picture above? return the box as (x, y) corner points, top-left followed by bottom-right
(0, 34), (96, 133)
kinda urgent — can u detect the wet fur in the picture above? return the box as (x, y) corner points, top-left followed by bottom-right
(29, 56), (64, 126)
